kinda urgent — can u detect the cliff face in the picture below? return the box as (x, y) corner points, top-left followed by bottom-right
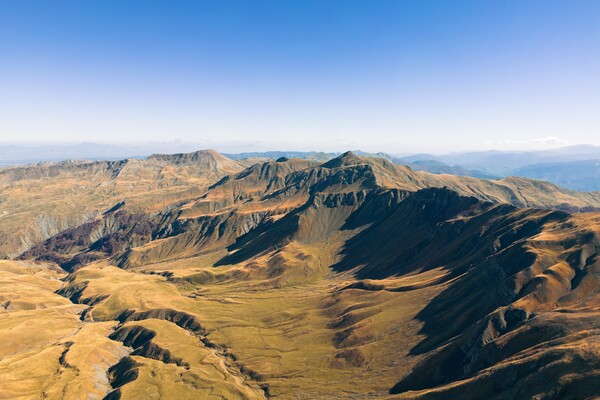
(3, 150), (600, 399)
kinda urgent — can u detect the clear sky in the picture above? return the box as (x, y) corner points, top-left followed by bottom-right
(1, 1), (599, 153)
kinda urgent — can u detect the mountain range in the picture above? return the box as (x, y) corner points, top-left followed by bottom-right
(1, 149), (600, 399)
(3, 143), (600, 191)
(399, 144), (600, 190)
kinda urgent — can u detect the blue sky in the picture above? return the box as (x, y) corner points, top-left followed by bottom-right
(1, 1), (599, 153)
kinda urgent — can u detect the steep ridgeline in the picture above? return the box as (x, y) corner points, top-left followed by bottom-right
(20, 151), (600, 270)
(3, 150), (600, 399)
(332, 188), (600, 398)
(2, 150), (599, 260)
(0, 150), (246, 258)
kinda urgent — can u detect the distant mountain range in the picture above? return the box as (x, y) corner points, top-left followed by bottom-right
(398, 144), (600, 191)
(2, 143), (600, 191)
(225, 145), (600, 191)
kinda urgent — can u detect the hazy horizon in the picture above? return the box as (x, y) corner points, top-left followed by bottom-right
(1, 1), (599, 153)
(0, 138), (600, 155)
(1, 139), (600, 157)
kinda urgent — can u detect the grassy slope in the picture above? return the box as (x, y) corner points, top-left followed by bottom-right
(2, 151), (600, 399)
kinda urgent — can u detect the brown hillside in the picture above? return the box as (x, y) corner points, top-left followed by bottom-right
(2, 150), (600, 399)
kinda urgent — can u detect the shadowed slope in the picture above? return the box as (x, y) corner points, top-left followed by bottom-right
(389, 213), (600, 398)
(4, 150), (600, 399)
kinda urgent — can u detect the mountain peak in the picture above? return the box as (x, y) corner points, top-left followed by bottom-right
(146, 149), (242, 173)
(148, 148), (220, 162)
(322, 151), (364, 168)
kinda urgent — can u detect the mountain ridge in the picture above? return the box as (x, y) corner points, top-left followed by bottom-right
(2, 148), (600, 399)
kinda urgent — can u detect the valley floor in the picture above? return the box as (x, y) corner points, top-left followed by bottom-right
(0, 249), (447, 399)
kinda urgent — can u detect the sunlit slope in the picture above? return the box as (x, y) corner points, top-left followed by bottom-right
(4, 150), (600, 261)
(45, 187), (600, 398)
(24, 192), (600, 398)
(0, 261), (128, 400)
(3, 150), (600, 399)
(0, 150), (245, 258)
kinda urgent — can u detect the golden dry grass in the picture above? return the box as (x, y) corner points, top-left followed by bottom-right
(3, 151), (600, 399)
